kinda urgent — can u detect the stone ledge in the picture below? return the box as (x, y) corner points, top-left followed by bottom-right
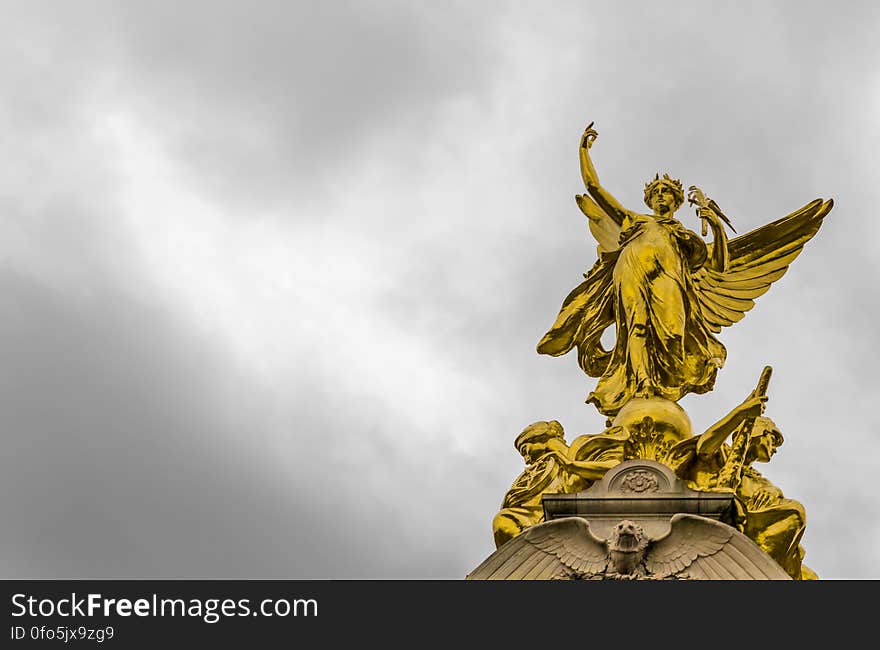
(542, 458), (737, 539)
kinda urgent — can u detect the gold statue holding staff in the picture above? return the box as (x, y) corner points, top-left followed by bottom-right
(537, 123), (833, 415)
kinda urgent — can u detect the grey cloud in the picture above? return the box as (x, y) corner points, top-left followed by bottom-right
(3, 2), (505, 216)
(103, 1), (503, 212)
(0, 272), (467, 578)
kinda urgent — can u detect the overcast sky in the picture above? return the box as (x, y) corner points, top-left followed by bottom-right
(1, 1), (878, 579)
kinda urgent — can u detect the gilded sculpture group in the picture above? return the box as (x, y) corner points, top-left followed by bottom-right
(492, 123), (833, 580)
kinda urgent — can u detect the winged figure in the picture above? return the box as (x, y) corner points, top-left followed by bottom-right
(466, 515), (791, 580)
(536, 123), (833, 415)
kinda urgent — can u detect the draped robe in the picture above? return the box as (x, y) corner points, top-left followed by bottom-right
(538, 213), (727, 415)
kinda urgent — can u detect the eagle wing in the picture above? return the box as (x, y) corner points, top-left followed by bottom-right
(466, 517), (608, 580)
(576, 193), (623, 254)
(646, 514), (790, 579)
(693, 198), (833, 333)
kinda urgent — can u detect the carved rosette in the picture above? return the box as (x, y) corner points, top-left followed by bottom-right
(617, 469), (660, 494)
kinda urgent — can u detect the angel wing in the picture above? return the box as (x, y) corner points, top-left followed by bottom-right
(693, 198), (834, 333)
(466, 517), (608, 580)
(576, 193), (622, 254)
(647, 514), (790, 579)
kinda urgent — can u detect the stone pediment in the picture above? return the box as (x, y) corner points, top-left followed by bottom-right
(542, 459), (736, 540)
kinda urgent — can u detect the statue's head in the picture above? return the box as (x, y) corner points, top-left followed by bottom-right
(515, 420), (565, 463)
(748, 417), (784, 463)
(643, 173), (684, 215)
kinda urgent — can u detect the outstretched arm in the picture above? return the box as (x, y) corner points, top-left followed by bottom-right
(555, 453), (619, 481)
(579, 123), (629, 227)
(696, 393), (766, 457)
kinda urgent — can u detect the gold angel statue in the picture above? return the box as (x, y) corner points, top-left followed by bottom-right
(537, 123), (833, 415)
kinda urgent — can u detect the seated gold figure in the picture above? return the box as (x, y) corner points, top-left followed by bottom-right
(734, 423), (815, 580)
(492, 421), (618, 548)
(671, 403), (814, 580)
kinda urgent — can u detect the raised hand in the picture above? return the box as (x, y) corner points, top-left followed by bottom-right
(699, 206), (721, 230)
(737, 392), (768, 420)
(582, 121), (598, 149)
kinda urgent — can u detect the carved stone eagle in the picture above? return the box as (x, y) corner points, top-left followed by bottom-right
(467, 514), (790, 580)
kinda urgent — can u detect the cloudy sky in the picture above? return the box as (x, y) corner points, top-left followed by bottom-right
(1, 1), (878, 579)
